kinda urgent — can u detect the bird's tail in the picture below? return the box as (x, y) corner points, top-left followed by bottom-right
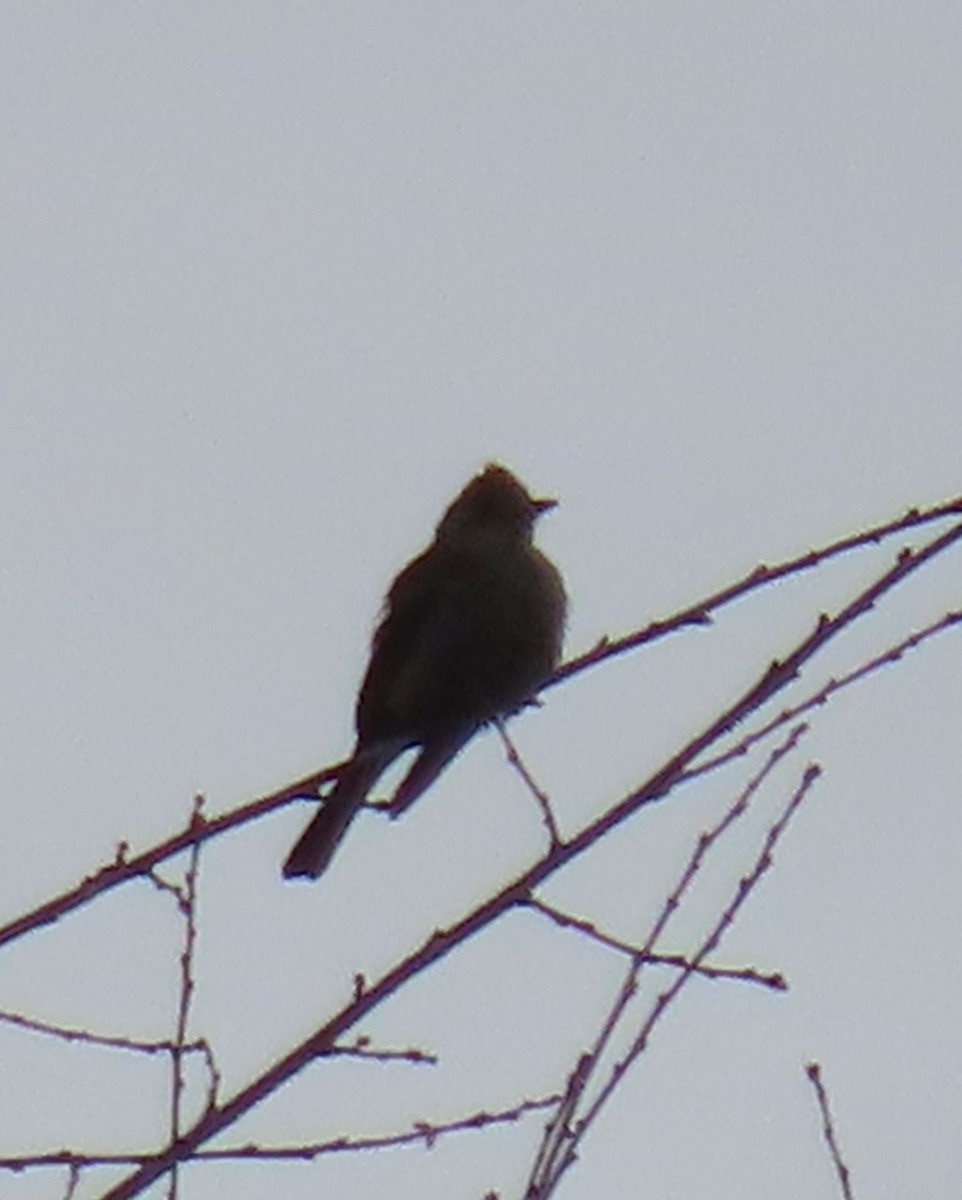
(282, 746), (397, 880)
(387, 727), (475, 817)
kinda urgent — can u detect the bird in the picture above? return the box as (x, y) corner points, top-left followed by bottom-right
(282, 463), (567, 880)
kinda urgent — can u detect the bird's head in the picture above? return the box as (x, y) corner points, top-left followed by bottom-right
(435, 463), (557, 547)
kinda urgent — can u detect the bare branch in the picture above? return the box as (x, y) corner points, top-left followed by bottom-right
(525, 898), (786, 991)
(91, 519), (962, 1199)
(806, 1062), (856, 1200)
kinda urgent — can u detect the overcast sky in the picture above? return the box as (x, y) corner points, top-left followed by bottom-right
(1, 5), (960, 1198)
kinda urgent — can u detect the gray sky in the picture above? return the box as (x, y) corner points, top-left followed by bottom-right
(1, 4), (960, 1197)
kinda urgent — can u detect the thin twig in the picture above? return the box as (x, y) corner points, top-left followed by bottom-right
(0, 1092), (561, 1172)
(528, 764), (821, 1197)
(0, 765), (338, 953)
(684, 607), (962, 782)
(549, 495), (962, 687)
(523, 724), (810, 1197)
(3, 495), (959, 956)
(167, 796), (205, 1200)
(496, 720), (562, 844)
(91, 518), (962, 1200)
(806, 1062), (855, 1200)
(525, 898), (786, 991)
(0, 1008), (209, 1057)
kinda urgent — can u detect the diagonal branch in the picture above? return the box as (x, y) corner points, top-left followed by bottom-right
(2, 496), (958, 956)
(550, 493), (962, 685)
(0, 766), (337, 952)
(94, 517), (962, 1199)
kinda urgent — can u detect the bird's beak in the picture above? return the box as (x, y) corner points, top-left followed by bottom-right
(533, 496), (558, 515)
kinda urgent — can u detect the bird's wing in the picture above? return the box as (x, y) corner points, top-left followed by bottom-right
(355, 545), (480, 742)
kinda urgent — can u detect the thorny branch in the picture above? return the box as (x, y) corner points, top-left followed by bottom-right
(2, 495), (958, 955)
(85, 515), (962, 1198)
(1, 499), (959, 1197)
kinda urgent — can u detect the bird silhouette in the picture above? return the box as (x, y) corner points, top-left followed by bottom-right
(282, 463), (567, 880)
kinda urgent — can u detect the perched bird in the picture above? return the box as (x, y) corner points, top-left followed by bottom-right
(282, 463), (567, 880)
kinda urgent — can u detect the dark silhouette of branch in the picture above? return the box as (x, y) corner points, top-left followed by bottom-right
(525, 751), (821, 1197)
(806, 1062), (856, 1200)
(0, 765), (338, 952)
(550, 494), (962, 685)
(683, 607), (962, 782)
(0, 1093), (560, 1174)
(2, 494), (958, 959)
(167, 798), (205, 1199)
(88, 515), (962, 1199)
(522, 899), (786, 990)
